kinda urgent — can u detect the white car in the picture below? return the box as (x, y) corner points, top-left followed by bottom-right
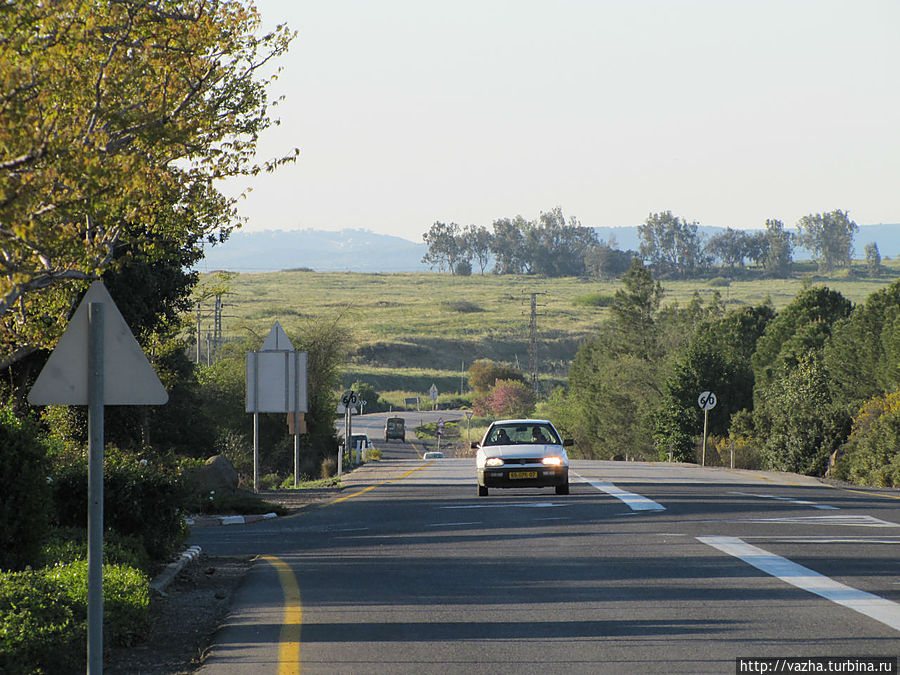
(474, 419), (572, 496)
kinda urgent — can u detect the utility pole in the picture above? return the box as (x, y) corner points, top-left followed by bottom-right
(525, 292), (546, 395)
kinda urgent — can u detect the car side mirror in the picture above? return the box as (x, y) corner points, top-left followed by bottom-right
(563, 439), (574, 446)
(471, 442), (480, 449)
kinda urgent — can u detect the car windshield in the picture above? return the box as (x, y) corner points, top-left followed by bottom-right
(485, 423), (560, 446)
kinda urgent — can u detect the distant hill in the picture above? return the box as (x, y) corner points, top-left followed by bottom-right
(198, 224), (900, 273)
(198, 228), (429, 273)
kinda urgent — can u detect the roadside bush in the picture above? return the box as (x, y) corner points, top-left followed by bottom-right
(0, 569), (82, 674)
(715, 435), (764, 470)
(468, 359), (526, 394)
(835, 390), (900, 487)
(39, 527), (150, 574)
(473, 379), (535, 419)
(0, 405), (52, 571)
(44, 560), (149, 648)
(51, 449), (189, 563)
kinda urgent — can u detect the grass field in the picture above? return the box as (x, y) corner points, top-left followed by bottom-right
(206, 260), (900, 399)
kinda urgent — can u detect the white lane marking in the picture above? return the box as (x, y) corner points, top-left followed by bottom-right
(743, 537), (900, 545)
(574, 474), (665, 511)
(427, 521), (482, 527)
(699, 535), (900, 632)
(729, 491), (839, 510)
(737, 515), (899, 528)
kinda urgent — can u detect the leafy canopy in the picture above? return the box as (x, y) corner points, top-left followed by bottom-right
(0, 0), (296, 367)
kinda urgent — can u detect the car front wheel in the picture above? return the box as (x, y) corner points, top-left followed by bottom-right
(555, 483), (569, 495)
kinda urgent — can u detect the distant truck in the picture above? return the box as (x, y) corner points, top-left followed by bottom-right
(384, 417), (405, 442)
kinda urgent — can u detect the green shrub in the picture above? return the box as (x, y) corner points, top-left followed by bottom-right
(0, 569), (82, 674)
(0, 405), (52, 572)
(572, 293), (615, 307)
(51, 449), (189, 563)
(44, 560), (149, 648)
(39, 527), (150, 574)
(836, 391), (900, 487)
(708, 277), (731, 287)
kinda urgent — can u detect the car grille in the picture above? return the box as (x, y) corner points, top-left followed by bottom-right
(503, 458), (539, 465)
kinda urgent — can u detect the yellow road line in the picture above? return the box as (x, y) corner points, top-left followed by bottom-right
(331, 463), (432, 505)
(262, 556), (302, 675)
(824, 483), (900, 500)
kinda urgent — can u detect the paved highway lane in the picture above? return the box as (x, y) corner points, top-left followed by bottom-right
(338, 410), (466, 460)
(193, 459), (900, 674)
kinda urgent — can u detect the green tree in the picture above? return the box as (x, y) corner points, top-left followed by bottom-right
(824, 279), (900, 412)
(468, 359), (525, 393)
(864, 242), (882, 277)
(462, 224), (493, 274)
(756, 352), (848, 476)
(422, 221), (463, 273)
(584, 243), (634, 280)
(473, 379), (535, 419)
(760, 219), (793, 278)
(609, 258), (664, 361)
(522, 207), (598, 277)
(0, 0), (296, 369)
(638, 211), (705, 277)
(490, 217), (528, 274)
(836, 391), (900, 487)
(651, 304), (771, 461)
(751, 286), (852, 397)
(704, 228), (752, 270)
(796, 210), (858, 273)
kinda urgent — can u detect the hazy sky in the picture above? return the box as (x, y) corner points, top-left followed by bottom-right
(221, 0), (900, 242)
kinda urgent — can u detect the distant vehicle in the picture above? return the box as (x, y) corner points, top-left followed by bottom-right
(384, 417), (405, 442)
(349, 434), (371, 451)
(474, 419), (572, 496)
(423, 451), (444, 460)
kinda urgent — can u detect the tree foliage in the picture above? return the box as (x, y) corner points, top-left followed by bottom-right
(796, 210), (858, 273)
(638, 211), (705, 277)
(468, 359), (525, 393)
(0, 0), (296, 368)
(421, 222), (463, 273)
(836, 390), (900, 487)
(473, 379), (535, 419)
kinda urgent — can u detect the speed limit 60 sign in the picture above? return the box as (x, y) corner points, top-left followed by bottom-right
(698, 391), (717, 411)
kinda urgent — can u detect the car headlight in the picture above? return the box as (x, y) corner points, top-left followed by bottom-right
(485, 457), (503, 467)
(541, 456), (562, 466)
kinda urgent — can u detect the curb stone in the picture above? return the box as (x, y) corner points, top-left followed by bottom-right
(184, 512), (279, 527)
(149, 545), (202, 597)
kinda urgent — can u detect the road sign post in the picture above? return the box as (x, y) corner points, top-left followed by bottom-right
(86, 303), (104, 675)
(698, 391), (717, 467)
(28, 281), (168, 675)
(246, 323), (307, 491)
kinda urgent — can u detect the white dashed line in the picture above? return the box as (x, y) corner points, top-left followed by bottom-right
(699, 535), (900, 632)
(574, 474), (665, 511)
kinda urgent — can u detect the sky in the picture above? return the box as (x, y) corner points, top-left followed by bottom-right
(220, 0), (900, 243)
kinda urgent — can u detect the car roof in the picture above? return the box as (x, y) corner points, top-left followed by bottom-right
(490, 419), (553, 425)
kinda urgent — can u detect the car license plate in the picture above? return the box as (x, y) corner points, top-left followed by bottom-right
(509, 471), (537, 479)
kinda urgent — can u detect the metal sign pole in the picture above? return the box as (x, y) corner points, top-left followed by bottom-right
(87, 303), (104, 675)
(702, 408), (708, 467)
(253, 412), (260, 493)
(293, 412), (300, 489)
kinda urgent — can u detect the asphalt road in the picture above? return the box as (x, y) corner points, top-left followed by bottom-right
(191, 437), (900, 674)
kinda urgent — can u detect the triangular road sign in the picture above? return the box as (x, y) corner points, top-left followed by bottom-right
(28, 281), (168, 405)
(260, 321), (294, 351)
